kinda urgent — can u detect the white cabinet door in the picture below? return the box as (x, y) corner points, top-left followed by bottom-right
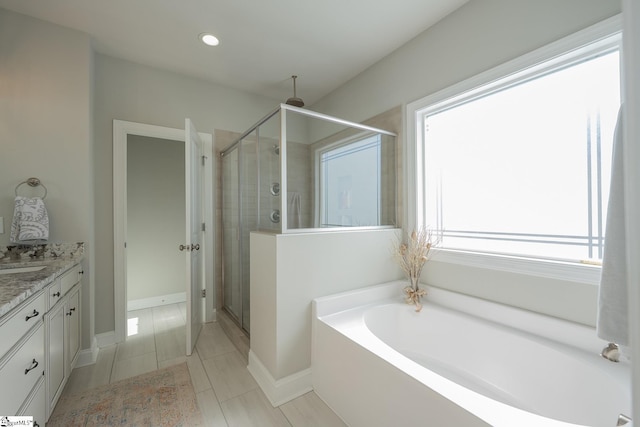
(65, 287), (80, 373)
(45, 302), (64, 417)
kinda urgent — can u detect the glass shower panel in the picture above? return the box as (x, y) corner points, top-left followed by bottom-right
(221, 105), (397, 336)
(221, 147), (242, 323)
(285, 109), (397, 230)
(284, 111), (312, 229)
(256, 110), (282, 233)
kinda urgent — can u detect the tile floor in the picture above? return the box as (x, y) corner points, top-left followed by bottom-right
(61, 303), (347, 427)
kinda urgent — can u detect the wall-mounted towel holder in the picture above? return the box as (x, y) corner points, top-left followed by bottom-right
(15, 177), (48, 199)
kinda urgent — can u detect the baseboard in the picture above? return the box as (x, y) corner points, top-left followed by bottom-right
(247, 350), (312, 407)
(127, 292), (186, 311)
(75, 336), (99, 367)
(95, 330), (117, 348)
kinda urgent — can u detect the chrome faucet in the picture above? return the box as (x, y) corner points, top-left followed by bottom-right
(601, 342), (620, 362)
(617, 413), (631, 426)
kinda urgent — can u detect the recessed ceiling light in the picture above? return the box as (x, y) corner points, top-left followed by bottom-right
(199, 33), (219, 47)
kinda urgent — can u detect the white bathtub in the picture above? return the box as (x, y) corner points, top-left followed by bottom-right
(312, 281), (631, 427)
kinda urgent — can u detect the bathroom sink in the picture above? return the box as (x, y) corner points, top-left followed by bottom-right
(0, 266), (47, 275)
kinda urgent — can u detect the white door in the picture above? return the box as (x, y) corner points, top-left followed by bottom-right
(185, 118), (204, 355)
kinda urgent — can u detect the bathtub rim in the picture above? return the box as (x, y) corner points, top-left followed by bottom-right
(314, 280), (629, 365)
(312, 280), (631, 427)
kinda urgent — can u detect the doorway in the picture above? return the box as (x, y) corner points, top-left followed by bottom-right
(126, 135), (186, 311)
(113, 120), (215, 350)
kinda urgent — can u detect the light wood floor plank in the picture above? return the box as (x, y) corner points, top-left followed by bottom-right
(196, 322), (237, 360)
(221, 389), (291, 427)
(280, 391), (347, 427)
(63, 344), (116, 394)
(203, 350), (259, 402)
(110, 351), (158, 382)
(186, 348), (213, 393)
(197, 388), (229, 427)
(57, 303), (344, 427)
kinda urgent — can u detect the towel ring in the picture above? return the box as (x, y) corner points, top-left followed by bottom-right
(15, 177), (48, 199)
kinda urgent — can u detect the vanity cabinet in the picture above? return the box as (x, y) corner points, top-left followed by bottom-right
(0, 259), (82, 426)
(0, 307), (45, 415)
(45, 263), (82, 418)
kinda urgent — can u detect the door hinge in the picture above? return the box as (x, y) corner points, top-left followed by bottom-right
(201, 289), (206, 298)
(202, 222), (206, 231)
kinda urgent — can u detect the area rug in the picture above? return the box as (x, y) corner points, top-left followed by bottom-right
(48, 362), (204, 427)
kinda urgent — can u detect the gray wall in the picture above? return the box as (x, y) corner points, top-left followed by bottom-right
(127, 135), (185, 302)
(311, 0), (621, 326)
(313, 0), (620, 124)
(93, 55), (282, 334)
(0, 8), (95, 349)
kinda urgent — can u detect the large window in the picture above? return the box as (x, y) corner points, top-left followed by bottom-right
(412, 24), (621, 267)
(319, 134), (382, 227)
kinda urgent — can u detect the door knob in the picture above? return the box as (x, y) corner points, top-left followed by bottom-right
(179, 244), (191, 251)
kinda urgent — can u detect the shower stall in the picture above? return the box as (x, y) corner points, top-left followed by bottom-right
(220, 104), (397, 333)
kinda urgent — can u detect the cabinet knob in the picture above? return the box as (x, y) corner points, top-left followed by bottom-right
(52, 291), (60, 297)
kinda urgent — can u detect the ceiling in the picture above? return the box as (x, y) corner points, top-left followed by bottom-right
(0, 0), (468, 105)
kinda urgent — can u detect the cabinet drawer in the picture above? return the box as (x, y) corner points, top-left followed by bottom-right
(47, 279), (62, 310)
(0, 292), (45, 359)
(0, 323), (44, 415)
(60, 264), (80, 296)
(19, 375), (45, 427)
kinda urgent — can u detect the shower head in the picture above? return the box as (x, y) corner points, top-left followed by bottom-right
(285, 75), (305, 107)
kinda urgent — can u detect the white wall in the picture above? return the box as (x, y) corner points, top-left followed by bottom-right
(127, 135), (185, 302)
(249, 229), (403, 403)
(0, 8), (95, 349)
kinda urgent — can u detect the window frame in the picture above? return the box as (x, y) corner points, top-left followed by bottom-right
(405, 15), (622, 285)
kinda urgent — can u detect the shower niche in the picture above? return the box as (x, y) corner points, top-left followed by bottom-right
(220, 104), (397, 332)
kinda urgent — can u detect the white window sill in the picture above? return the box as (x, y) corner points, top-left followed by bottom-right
(430, 249), (601, 286)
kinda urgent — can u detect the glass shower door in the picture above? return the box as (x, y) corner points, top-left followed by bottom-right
(222, 147), (243, 325)
(240, 136), (257, 332)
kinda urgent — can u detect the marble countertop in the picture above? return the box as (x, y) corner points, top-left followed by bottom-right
(0, 255), (83, 318)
